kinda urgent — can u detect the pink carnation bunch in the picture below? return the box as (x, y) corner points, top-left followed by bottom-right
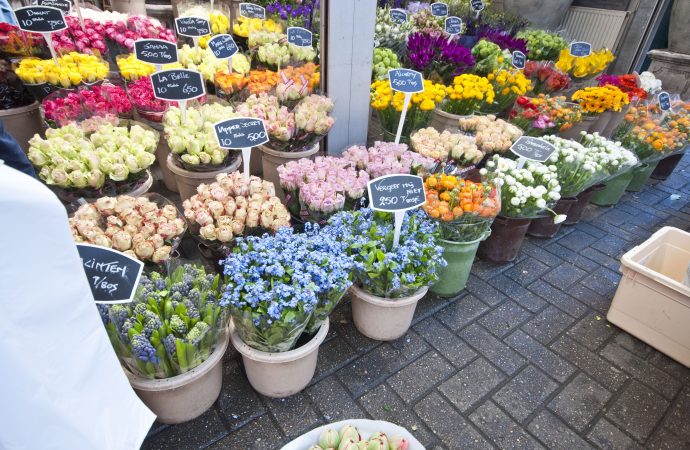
(342, 141), (436, 178)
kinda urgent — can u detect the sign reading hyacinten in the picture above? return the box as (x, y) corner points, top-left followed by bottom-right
(388, 68), (424, 94)
(510, 136), (557, 162)
(176, 17), (211, 37)
(77, 244), (144, 304)
(390, 8), (407, 25)
(368, 175), (426, 212)
(35, 0), (71, 13)
(134, 39), (178, 65)
(150, 69), (205, 101)
(287, 27), (313, 47)
(239, 2), (265, 19)
(431, 2), (448, 16)
(214, 117), (268, 149)
(207, 34), (238, 59)
(14, 6), (66, 32)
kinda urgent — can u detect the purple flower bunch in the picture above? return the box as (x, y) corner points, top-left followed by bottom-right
(406, 32), (475, 84)
(478, 28), (528, 54)
(266, 0), (320, 30)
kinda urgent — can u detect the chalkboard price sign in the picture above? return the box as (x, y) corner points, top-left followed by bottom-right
(445, 16), (462, 35)
(77, 244), (144, 304)
(368, 175), (426, 212)
(134, 39), (178, 65)
(388, 68), (424, 94)
(287, 27), (313, 47)
(570, 41), (592, 57)
(239, 2), (265, 19)
(431, 2), (448, 17)
(35, 0), (71, 13)
(390, 8), (407, 25)
(150, 69), (205, 101)
(14, 6), (66, 33)
(658, 91), (672, 111)
(471, 0), (484, 12)
(510, 136), (557, 162)
(176, 17), (211, 37)
(207, 34), (238, 59)
(512, 50), (526, 70)
(214, 117), (269, 149)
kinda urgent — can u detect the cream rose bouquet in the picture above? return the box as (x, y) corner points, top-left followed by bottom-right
(458, 114), (523, 154)
(410, 127), (484, 165)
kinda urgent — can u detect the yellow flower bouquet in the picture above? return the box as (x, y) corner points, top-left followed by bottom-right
(15, 52), (109, 88)
(233, 17), (283, 38)
(571, 85), (629, 115)
(555, 47), (615, 80)
(483, 69), (532, 114)
(371, 79), (446, 142)
(438, 74), (495, 116)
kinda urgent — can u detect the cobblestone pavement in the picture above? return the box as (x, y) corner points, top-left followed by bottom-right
(143, 156), (690, 450)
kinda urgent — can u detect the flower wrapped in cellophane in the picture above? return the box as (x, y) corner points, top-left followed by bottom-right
(458, 114), (523, 154)
(509, 95), (583, 136)
(99, 264), (228, 379)
(410, 127), (484, 165)
(342, 141), (436, 178)
(555, 47), (615, 81)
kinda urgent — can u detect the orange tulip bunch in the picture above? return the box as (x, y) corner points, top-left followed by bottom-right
(617, 103), (690, 162)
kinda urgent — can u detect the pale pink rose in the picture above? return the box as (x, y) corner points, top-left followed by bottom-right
(195, 210), (214, 227)
(106, 215), (124, 228)
(217, 215), (233, 226)
(114, 196), (137, 215)
(92, 234), (112, 248)
(207, 200), (225, 219)
(112, 231), (132, 251)
(157, 222), (178, 240)
(75, 204), (101, 221)
(224, 198), (236, 216)
(161, 205), (178, 221)
(134, 240), (155, 259)
(123, 211), (144, 228)
(173, 218), (186, 235)
(210, 185), (228, 201)
(149, 234), (164, 249)
(152, 246), (172, 263)
(216, 225), (233, 242)
(234, 208), (247, 222)
(131, 233), (145, 246)
(123, 224), (138, 235)
(231, 219), (245, 236)
(105, 226), (120, 237)
(95, 197), (117, 215)
(246, 210), (260, 228)
(235, 196), (248, 210)
(200, 223), (217, 241)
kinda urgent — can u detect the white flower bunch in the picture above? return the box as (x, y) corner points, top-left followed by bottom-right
(375, 8), (413, 54)
(178, 44), (250, 82)
(410, 127), (484, 164)
(28, 123), (157, 189)
(541, 135), (609, 197)
(579, 132), (639, 179)
(164, 103), (238, 167)
(638, 71), (662, 95)
(480, 154), (561, 218)
(458, 115), (524, 154)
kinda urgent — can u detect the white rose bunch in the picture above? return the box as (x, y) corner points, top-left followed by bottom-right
(375, 8), (413, 55)
(541, 135), (610, 197)
(638, 71), (662, 95)
(458, 115), (523, 154)
(579, 132), (639, 179)
(410, 127), (484, 164)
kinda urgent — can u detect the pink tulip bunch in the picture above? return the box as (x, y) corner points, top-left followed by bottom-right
(299, 180), (346, 214)
(278, 156), (370, 200)
(294, 94), (335, 136)
(342, 141), (437, 178)
(51, 17), (109, 56)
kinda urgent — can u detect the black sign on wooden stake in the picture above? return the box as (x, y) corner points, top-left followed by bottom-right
(431, 2), (448, 17)
(150, 69), (205, 101)
(512, 50), (526, 70)
(35, 0), (71, 13)
(214, 117), (269, 149)
(658, 91), (672, 111)
(510, 136), (557, 163)
(134, 39), (178, 65)
(445, 16), (462, 35)
(239, 2), (265, 19)
(175, 17), (211, 37)
(388, 68), (424, 94)
(368, 175), (426, 212)
(570, 41), (592, 57)
(471, 0), (484, 12)
(207, 34), (239, 59)
(390, 8), (407, 25)
(14, 6), (67, 33)
(287, 27), (313, 47)
(76, 244), (144, 304)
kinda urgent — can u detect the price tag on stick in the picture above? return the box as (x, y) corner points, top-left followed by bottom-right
(239, 2), (265, 19)
(512, 50), (526, 70)
(176, 16), (210, 48)
(431, 2), (448, 17)
(151, 69), (205, 123)
(445, 16), (462, 35)
(208, 34), (238, 59)
(214, 117), (269, 182)
(134, 39), (178, 69)
(76, 244), (144, 304)
(388, 68), (424, 145)
(471, 0), (484, 18)
(368, 175), (426, 248)
(510, 136), (557, 169)
(570, 41), (592, 57)
(389, 8), (407, 25)
(658, 91), (672, 111)
(287, 27), (313, 47)
(14, 6), (66, 64)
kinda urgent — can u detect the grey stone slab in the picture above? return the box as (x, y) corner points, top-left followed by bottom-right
(505, 330), (576, 383)
(208, 415), (285, 450)
(330, 301), (379, 353)
(542, 263), (588, 289)
(414, 392), (493, 449)
(599, 208), (635, 227)
(522, 306), (576, 345)
(569, 282), (613, 313)
(550, 336), (628, 392)
(465, 274), (509, 306)
(581, 266), (622, 295)
(528, 280), (589, 318)
(471, 257), (514, 281)
(389, 329), (430, 362)
(436, 295), (489, 332)
(469, 401), (545, 450)
(646, 427), (690, 450)
(492, 365), (559, 424)
(647, 351), (690, 383)
(520, 239), (564, 267)
(573, 222), (609, 239)
(488, 275), (547, 313)
(556, 230), (599, 252)
(438, 357), (505, 413)
(412, 292), (456, 323)
(143, 409), (228, 450)
(505, 257), (552, 286)
(336, 344), (404, 398)
(413, 317), (477, 368)
(527, 410), (595, 449)
(218, 359), (267, 430)
(547, 373), (612, 432)
(359, 383), (436, 447)
(460, 324), (526, 375)
(580, 247), (621, 272)
(590, 235), (630, 258)
(387, 351), (454, 403)
(606, 380), (670, 442)
(305, 376), (366, 423)
(544, 242), (601, 272)
(479, 300), (533, 338)
(613, 333), (653, 359)
(264, 394), (322, 439)
(566, 312), (617, 351)
(600, 342), (682, 400)
(313, 334), (358, 380)
(662, 386), (690, 438)
(588, 418), (642, 450)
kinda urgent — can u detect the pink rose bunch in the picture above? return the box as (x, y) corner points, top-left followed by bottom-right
(342, 141), (436, 178)
(52, 17), (108, 56)
(69, 195), (186, 263)
(294, 94), (335, 136)
(299, 181), (346, 214)
(103, 16), (175, 53)
(182, 171), (290, 242)
(127, 76), (171, 115)
(237, 93), (295, 142)
(278, 156), (370, 200)
(43, 84), (132, 126)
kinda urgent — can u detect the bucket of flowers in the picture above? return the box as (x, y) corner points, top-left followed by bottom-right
(342, 141), (437, 179)
(571, 85), (630, 137)
(430, 74), (493, 132)
(510, 95), (583, 138)
(404, 31), (475, 85)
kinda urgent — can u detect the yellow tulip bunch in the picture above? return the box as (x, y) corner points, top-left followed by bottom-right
(15, 53), (109, 87)
(233, 17), (283, 38)
(555, 47), (614, 79)
(199, 12), (231, 48)
(572, 85), (630, 115)
(484, 69), (533, 113)
(116, 54), (181, 81)
(440, 74), (495, 116)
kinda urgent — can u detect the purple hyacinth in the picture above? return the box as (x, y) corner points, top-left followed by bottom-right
(406, 32), (475, 84)
(478, 28), (528, 54)
(132, 334), (159, 364)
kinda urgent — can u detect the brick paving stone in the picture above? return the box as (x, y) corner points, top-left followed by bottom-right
(505, 330), (576, 382)
(522, 306), (576, 345)
(606, 380), (670, 442)
(590, 235), (631, 257)
(359, 383), (436, 447)
(556, 230), (599, 252)
(647, 351), (690, 383)
(389, 329), (430, 361)
(387, 351), (454, 403)
(505, 257), (552, 286)
(337, 344), (404, 397)
(566, 312), (616, 351)
(264, 394), (322, 439)
(414, 392), (493, 449)
(591, 221), (647, 243)
(208, 415), (284, 450)
(460, 324), (526, 375)
(305, 376), (366, 423)
(470, 401), (545, 449)
(492, 365), (559, 423)
(488, 275), (547, 313)
(579, 247), (621, 272)
(479, 300), (533, 338)
(527, 410), (595, 449)
(521, 239), (564, 267)
(550, 336), (628, 392)
(217, 359), (267, 430)
(330, 303), (379, 353)
(568, 283), (612, 313)
(613, 333), (653, 359)
(412, 292), (455, 323)
(471, 257), (514, 281)
(646, 427), (690, 450)
(600, 342), (682, 400)
(662, 386), (690, 438)
(465, 275), (509, 306)
(436, 295), (489, 331)
(599, 208), (636, 227)
(587, 418), (642, 450)
(572, 222), (608, 239)
(544, 242), (601, 272)
(547, 373), (612, 432)
(527, 280), (589, 318)
(313, 334), (358, 380)
(438, 357), (505, 413)
(542, 263), (588, 289)
(581, 267), (622, 296)
(143, 409), (228, 450)
(413, 317), (477, 368)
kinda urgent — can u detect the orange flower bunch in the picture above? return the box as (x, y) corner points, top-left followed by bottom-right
(247, 69), (280, 95)
(214, 71), (248, 98)
(281, 63), (321, 90)
(617, 104), (689, 161)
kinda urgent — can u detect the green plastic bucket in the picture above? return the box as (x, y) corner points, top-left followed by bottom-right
(591, 170), (634, 207)
(431, 232), (490, 297)
(626, 162), (659, 192)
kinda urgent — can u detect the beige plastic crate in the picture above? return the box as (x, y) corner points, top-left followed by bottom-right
(607, 226), (690, 368)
